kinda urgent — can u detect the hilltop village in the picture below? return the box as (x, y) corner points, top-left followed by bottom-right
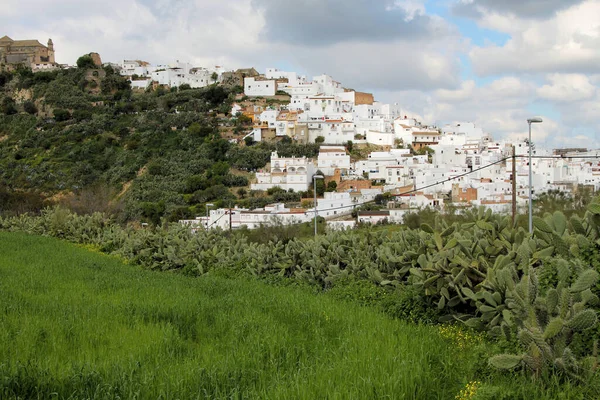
(112, 60), (598, 230)
(1, 37), (597, 230)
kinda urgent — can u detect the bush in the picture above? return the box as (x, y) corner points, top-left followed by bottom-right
(1, 97), (17, 115)
(76, 55), (96, 69)
(381, 285), (440, 324)
(53, 108), (71, 122)
(23, 100), (38, 115)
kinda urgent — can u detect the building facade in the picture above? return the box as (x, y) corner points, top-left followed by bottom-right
(0, 36), (56, 70)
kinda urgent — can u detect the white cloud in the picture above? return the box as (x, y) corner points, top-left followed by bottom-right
(537, 74), (597, 102)
(452, 0), (585, 19)
(388, 0), (427, 21)
(3, 0), (600, 148)
(292, 38), (463, 91)
(469, 0), (600, 75)
(378, 77), (596, 148)
(0, 0), (461, 91)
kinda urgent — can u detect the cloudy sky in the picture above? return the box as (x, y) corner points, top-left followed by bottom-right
(3, 0), (600, 148)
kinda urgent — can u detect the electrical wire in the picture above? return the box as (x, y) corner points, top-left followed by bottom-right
(202, 154), (600, 221)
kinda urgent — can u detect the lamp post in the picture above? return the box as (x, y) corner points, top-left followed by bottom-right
(313, 174), (324, 237)
(205, 203), (214, 230)
(527, 117), (543, 234)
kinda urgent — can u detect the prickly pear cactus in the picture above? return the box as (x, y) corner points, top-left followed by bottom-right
(488, 267), (599, 379)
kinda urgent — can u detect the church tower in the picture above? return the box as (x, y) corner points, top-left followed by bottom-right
(47, 38), (55, 64)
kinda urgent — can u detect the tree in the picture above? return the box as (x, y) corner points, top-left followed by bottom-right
(1, 97), (17, 115)
(346, 140), (353, 153)
(315, 178), (325, 196)
(211, 72), (219, 83)
(326, 181), (337, 192)
(280, 135), (292, 144)
(315, 136), (325, 144)
(23, 101), (38, 115)
(375, 192), (393, 205)
(244, 136), (255, 146)
(140, 201), (166, 225)
(237, 188), (247, 198)
(403, 212), (421, 229)
(53, 108), (71, 122)
(76, 54), (96, 69)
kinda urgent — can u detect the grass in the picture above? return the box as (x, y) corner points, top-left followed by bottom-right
(0, 232), (595, 399)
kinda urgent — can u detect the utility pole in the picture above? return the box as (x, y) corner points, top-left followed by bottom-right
(512, 145), (517, 224)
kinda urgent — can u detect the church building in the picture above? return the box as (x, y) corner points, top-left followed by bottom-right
(0, 36), (56, 70)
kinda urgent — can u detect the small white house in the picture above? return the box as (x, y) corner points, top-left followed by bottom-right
(318, 146), (351, 176)
(244, 77), (276, 97)
(251, 152), (316, 192)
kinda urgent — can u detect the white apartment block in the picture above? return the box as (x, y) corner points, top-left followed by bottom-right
(251, 152), (316, 192)
(306, 118), (355, 144)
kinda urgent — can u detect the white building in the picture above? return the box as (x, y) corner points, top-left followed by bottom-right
(244, 77), (276, 97)
(354, 149), (414, 180)
(182, 204), (311, 231)
(306, 118), (355, 144)
(317, 146), (351, 176)
(251, 152), (316, 192)
(120, 60), (221, 89)
(314, 192), (357, 218)
(442, 122), (484, 139)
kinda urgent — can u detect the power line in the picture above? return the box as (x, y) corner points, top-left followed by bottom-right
(206, 209), (230, 229)
(203, 154), (600, 223)
(526, 155), (600, 160)
(309, 156), (513, 215)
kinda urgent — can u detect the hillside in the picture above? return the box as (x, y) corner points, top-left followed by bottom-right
(0, 66), (319, 222)
(1, 231), (485, 398)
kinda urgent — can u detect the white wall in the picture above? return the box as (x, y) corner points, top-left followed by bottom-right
(244, 77), (276, 97)
(318, 146), (351, 175)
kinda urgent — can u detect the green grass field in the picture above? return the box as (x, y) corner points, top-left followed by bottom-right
(0, 232), (592, 399)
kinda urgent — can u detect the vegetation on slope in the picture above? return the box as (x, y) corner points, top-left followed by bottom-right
(0, 66), (320, 222)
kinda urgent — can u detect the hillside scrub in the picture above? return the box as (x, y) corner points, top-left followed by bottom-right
(0, 67), (321, 221)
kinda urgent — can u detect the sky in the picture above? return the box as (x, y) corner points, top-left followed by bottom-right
(2, 0), (599, 149)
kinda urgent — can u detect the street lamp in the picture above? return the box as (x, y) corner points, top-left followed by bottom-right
(205, 203), (214, 230)
(527, 117), (543, 234)
(313, 174), (324, 237)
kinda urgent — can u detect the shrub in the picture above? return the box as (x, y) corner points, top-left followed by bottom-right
(23, 100), (38, 115)
(76, 55), (96, 69)
(53, 108), (71, 122)
(381, 285), (440, 324)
